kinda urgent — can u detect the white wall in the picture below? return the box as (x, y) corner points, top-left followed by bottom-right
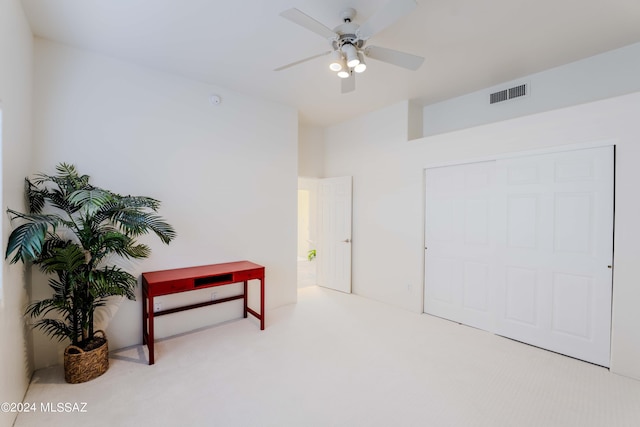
(422, 42), (640, 137)
(298, 123), (324, 178)
(0, 1), (34, 426)
(30, 39), (298, 368)
(324, 93), (640, 380)
(325, 102), (422, 309)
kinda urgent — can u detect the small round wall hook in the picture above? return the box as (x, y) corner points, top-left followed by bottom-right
(209, 94), (222, 105)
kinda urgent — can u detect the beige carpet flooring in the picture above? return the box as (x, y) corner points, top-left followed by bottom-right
(15, 286), (640, 427)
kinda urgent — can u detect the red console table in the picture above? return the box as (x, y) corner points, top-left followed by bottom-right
(142, 261), (265, 364)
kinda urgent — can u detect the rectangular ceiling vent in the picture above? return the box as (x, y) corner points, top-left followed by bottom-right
(490, 83), (528, 104)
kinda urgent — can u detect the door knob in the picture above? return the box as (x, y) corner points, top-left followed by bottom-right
(342, 238), (351, 243)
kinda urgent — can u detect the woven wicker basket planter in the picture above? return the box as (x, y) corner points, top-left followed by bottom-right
(64, 330), (109, 384)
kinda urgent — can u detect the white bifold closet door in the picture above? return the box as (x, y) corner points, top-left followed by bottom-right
(424, 160), (497, 333)
(424, 146), (613, 367)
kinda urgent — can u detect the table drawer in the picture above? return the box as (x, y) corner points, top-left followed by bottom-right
(150, 279), (192, 296)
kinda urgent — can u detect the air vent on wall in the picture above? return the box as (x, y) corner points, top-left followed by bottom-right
(490, 83), (528, 104)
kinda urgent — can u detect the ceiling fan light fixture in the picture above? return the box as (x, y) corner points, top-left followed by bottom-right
(341, 43), (360, 68)
(354, 53), (367, 73)
(329, 51), (344, 71)
(337, 69), (350, 79)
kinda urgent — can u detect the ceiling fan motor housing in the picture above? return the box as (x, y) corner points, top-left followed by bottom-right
(333, 32), (364, 48)
(340, 7), (357, 22)
(332, 10), (365, 62)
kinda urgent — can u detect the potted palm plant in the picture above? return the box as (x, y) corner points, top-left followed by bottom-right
(5, 163), (176, 383)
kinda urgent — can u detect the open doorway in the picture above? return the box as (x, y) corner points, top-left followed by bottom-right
(297, 178), (318, 288)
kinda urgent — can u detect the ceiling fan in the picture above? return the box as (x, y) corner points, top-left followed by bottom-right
(275, 0), (425, 94)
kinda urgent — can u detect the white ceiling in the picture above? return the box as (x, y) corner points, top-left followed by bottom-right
(21, 0), (640, 126)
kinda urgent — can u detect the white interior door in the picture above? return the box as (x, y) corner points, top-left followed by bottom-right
(317, 176), (352, 293)
(424, 146), (614, 366)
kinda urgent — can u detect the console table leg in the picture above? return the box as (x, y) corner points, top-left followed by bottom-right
(142, 290), (148, 345)
(243, 280), (248, 319)
(148, 295), (155, 365)
(260, 277), (265, 330)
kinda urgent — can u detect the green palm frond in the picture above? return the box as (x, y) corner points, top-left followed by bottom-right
(32, 318), (75, 342)
(109, 209), (176, 244)
(6, 208), (62, 224)
(34, 163), (91, 198)
(94, 230), (129, 252)
(26, 295), (72, 319)
(92, 230), (151, 260)
(93, 196), (162, 225)
(39, 244), (86, 276)
(55, 162), (78, 177)
(92, 201), (117, 224)
(124, 243), (151, 259)
(5, 210), (66, 264)
(75, 215), (100, 250)
(6, 222), (48, 264)
(35, 235), (72, 265)
(46, 277), (69, 298)
(89, 267), (137, 300)
(25, 179), (46, 214)
(68, 188), (113, 215)
(115, 195), (162, 211)
(48, 188), (79, 213)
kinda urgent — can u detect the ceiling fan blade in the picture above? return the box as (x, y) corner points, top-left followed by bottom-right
(274, 51), (332, 71)
(280, 8), (337, 40)
(364, 46), (424, 71)
(356, 0), (417, 40)
(341, 72), (356, 94)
